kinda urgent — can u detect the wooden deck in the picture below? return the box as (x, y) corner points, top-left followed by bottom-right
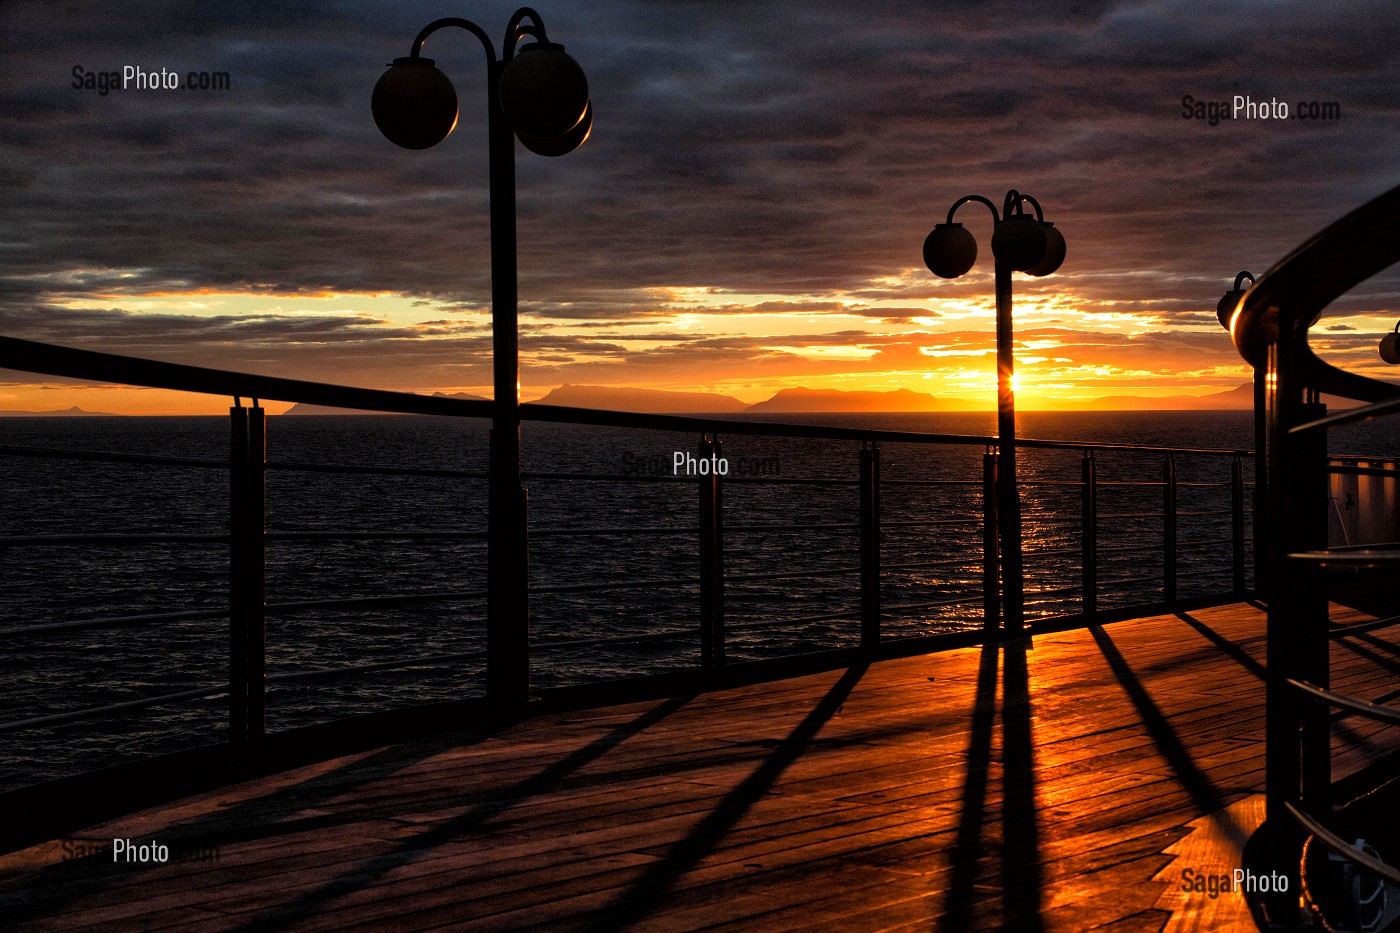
(3, 601), (1397, 931)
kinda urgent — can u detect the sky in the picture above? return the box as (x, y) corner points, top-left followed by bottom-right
(2, 0), (1399, 413)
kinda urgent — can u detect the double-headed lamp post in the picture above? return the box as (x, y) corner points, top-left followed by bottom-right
(923, 190), (1066, 638)
(372, 8), (592, 708)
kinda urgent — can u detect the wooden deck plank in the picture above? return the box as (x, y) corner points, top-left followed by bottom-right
(2, 599), (1396, 931)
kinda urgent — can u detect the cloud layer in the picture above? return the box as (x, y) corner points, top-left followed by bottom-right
(2, 0), (1398, 408)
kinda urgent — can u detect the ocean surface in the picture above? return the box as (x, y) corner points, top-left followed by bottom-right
(2, 409), (1396, 792)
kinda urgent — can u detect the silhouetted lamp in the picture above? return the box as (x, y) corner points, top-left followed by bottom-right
(498, 41), (589, 139)
(370, 9), (591, 708)
(372, 58), (459, 150)
(922, 189), (1067, 639)
(1217, 271), (1254, 332)
(373, 23), (590, 157)
(1381, 322), (1400, 364)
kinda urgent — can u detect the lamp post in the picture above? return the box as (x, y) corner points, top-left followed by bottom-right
(923, 190), (1066, 639)
(1219, 271), (1266, 598)
(372, 9), (592, 708)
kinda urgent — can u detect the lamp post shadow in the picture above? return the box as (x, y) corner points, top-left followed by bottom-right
(939, 641), (1045, 931)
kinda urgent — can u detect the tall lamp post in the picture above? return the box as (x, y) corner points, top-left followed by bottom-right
(1218, 272), (1266, 598)
(372, 9), (592, 708)
(923, 190), (1066, 638)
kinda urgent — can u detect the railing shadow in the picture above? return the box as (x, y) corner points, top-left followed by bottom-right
(0, 728), (499, 923)
(582, 662), (869, 931)
(223, 693), (696, 932)
(1174, 610), (1266, 680)
(1088, 625), (1248, 845)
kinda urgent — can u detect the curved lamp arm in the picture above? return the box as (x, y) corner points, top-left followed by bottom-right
(504, 7), (548, 58)
(407, 8), (553, 64)
(1233, 271), (1255, 291)
(410, 17), (497, 65)
(1009, 191), (1045, 222)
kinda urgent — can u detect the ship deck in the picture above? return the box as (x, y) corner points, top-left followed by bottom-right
(4, 600), (1398, 931)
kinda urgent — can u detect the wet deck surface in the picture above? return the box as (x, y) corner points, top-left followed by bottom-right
(3, 601), (1397, 931)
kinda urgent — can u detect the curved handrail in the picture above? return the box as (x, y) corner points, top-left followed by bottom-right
(1229, 183), (1400, 404)
(0, 334), (1256, 455)
(1287, 801), (1400, 888)
(0, 335), (497, 418)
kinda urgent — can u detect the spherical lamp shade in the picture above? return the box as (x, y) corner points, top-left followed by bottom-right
(372, 57), (458, 150)
(923, 223), (977, 279)
(499, 42), (589, 138)
(1217, 289), (1246, 330)
(1025, 223), (1065, 277)
(1381, 324), (1400, 364)
(516, 100), (592, 157)
(991, 213), (1049, 272)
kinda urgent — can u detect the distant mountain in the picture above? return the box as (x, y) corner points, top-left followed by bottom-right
(281, 391), (488, 415)
(0, 405), (118, 416)
(530, 384), (748, 413)
(745, 387), (954, 413)
(1077, 382), (1362, 411)
(1082, 383), (1255, 411)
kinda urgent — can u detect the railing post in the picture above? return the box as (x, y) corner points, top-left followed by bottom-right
(245, 405), (266, 748)
(1231, 454), (1246, 596)
(1081, 451), (1097, 621)
(1163, 455), (1178, 606)
(229, 403), (266, 752)
(698, 434), (725, 672)
(487, 427), (531, 710)
(859, 442), (881, 649)
(1296, 402), (1331, 818)
(982, 448), (999, 633)
(229, 405), (248, 746)
(1253, 373), (1269, 600)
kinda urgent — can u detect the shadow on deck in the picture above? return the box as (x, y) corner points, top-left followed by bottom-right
(2, 601), (1396, 932)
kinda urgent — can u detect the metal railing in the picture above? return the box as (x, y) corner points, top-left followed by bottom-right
(0, 334), (1258, 804)
(1227, 182), (1400, 912)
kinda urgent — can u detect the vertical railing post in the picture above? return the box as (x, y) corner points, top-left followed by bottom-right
(244, 404), (267, 748)
(1296, 402), (1331, 818)
(1163, 455), (1178, 606)
(1081, 451), (1097, 621)
(1231, 454), (1246, 596)
(1253, 373), (1269, 600)
(982, 448), (999, 633)
(228, 404), (248, 746)
(859, 442), (881, 649)
(698, 434), (725, 672)
(229, 402), (266, 753)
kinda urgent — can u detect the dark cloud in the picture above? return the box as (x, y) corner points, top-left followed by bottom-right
(1, 0), (1397, 391)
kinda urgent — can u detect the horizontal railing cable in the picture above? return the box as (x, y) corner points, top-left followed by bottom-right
(1288, 678), (1400, 726)
(0, 685), (228, 734)
(0, 444), (228, 470)
(726, 567), (862, 584)
(531, 577), (700, 595)
(531, 526), (695, 537)
(268, 460), (486, 479)
(1330, 614), (1400, 639)
(0, 608), (231, 639)
(266, 650), (490, 683)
